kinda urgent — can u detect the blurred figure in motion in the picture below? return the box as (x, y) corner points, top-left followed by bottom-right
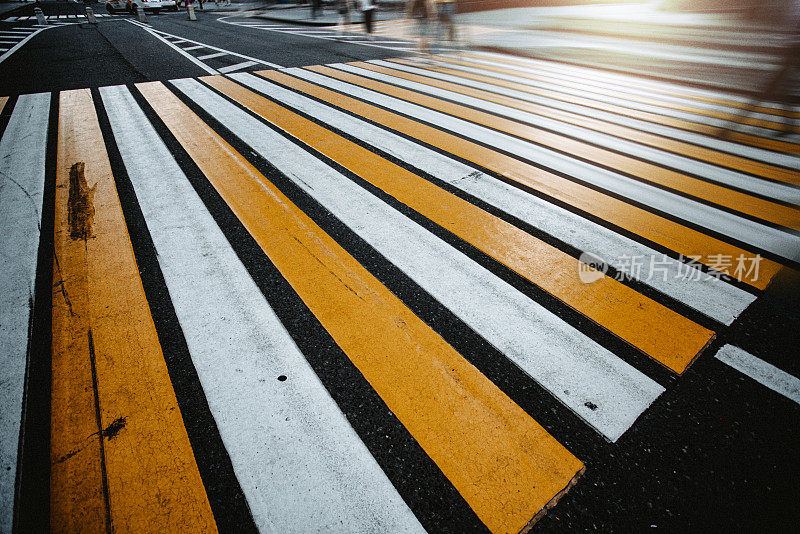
(407, 0), (433, 54)
(359, 0), (377, 37)
(435, 0), (457, 43)
(336, 0), (353, 34)
(312, 0), (323, 19)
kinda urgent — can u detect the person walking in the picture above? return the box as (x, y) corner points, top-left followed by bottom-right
(359, 0), (377, 37)
(435, 0), (457, 43)
(407, 0), (433, 54)
(336, 0), (353, 35)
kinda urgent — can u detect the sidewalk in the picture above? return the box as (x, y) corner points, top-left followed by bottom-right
(250, 2), (796, 94)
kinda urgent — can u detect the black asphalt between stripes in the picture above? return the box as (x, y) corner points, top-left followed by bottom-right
(175, 75), (800, 533)
(311, 66), (799, 268)
(362, 62), (800, 212)
(125, 81), (489, 534)
(12, 93), (56, 534)
(90, 87), (258, 534)
(256, 69), (767, 296)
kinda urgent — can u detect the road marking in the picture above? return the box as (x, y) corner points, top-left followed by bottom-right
(197, 51), (226, 60)
(376, 59), (800, 197)
(129, 19), (283, 69)
(217, 60), (257, 73)
(231, 71), (755, 325)
(0, 93), (49, 533)
(185, 74), (665, 442)
(716, 345), (800, 405)
(0, 27), (46, 66)
(207, 73), (714, 374)
(182, 44), (205, 51)
(139, 79), (585, 533)
(100, 83), (426, 534)
(126, 19), (218, 74)
(429, 55), (800, 155)
(348, 61), (800, 227)
(51, 88), (217, 532)
(277, 66), (791, 287)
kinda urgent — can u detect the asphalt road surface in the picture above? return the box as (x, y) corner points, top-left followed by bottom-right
(1, 6), (799, 534)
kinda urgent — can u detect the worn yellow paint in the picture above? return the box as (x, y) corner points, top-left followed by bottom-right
(325, 63), (799, 230)
(259, 68), (785, 290)
(0, 96), (7, 115)
(204, 75), (714, 372)
(405, 56), (800, 155)
(380, 59), (800, 187)
(51, 88), (217, 533)
(461, 52), (800, 120)
(138, 80), (584, 534)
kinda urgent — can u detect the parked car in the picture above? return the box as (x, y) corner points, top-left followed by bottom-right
(105, 0), (172, 13)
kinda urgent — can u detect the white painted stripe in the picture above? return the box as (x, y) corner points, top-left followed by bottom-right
(297, 66), (800, 263)
(363, 60), (800, 205)
(16, 16), (29, 21)
(175, 77), (665, 442)
(100, 84), (426, 534)
(4, 17), (17, 21)
(0, 31), (37, 35)
(424, 58), (780, 137)
(197, 51), (227, 60)
(0, 27), (46, 66)
(716, 345), (800, 405)
(0, 49), (7, 52)
(0, 92), (50, 533)
(388, 57), (800, 170)
(171, 39), (190, 45)
(233, 71), (755, 325)
(132, 21), (283, 69)
(182, 45), (205, 51)
(58, 15), (67, 19)
(455, 54), (783, 123)
(218, 60), (258, 73)
(127, 20), (218, 74)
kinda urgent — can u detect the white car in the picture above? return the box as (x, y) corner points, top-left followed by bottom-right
(105, 0), (174, 13)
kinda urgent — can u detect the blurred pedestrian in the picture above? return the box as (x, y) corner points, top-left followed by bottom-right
(312, 0), (322, 19)
(359, 0), (376, 37)
(435, 0), (456, 42)
(407, 0), (432, 54)
(336, 0), (352, 35)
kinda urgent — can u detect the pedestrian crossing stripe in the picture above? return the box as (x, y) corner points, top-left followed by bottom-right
(375, 58), (800, 190)
(1, 53), (798, 533)
(51, 88), (218, 532)
(337, 60), (799, 229)
(422, 55), (800, 155)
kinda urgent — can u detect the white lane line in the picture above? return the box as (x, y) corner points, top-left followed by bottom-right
(0, 27), (46, 66)
(3, 17), (17, 21)
(171, 39), (190, 45)
(716, 345), (800, 405)
(0, 49), (7, 52)
(218, 60), (258, 73)
(183, 45), (205, 50)
(233, 71), (755, 325)
(392, 57), (800, 170)
(126, 19), (218, 74)
(0, 92), (50, 533)
(130, 19), (283, 69)
(175, 76), (665, 442)
(100, 83), (426, 534)
(197, 51), (227, 60)
(364, 60), (800, 205)
(303, 65), (800, 263)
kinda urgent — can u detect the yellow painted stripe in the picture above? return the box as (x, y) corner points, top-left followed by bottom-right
(462, 52), (800, 120)
(137, 80), (584, 534)
(51, 89), (217, 533)
(313, 64), (800, 230)
(412, 56), (800, 155)
(381, 59), (800, 187)
(440, 55), (789, 131)
(0, 96), (8, 115)
(205, 74), (714, 372)
(258, 69), (784, 290)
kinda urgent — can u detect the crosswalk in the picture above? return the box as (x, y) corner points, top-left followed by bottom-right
(0, 25), (41, 57)
(1, 51), (799, 532)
